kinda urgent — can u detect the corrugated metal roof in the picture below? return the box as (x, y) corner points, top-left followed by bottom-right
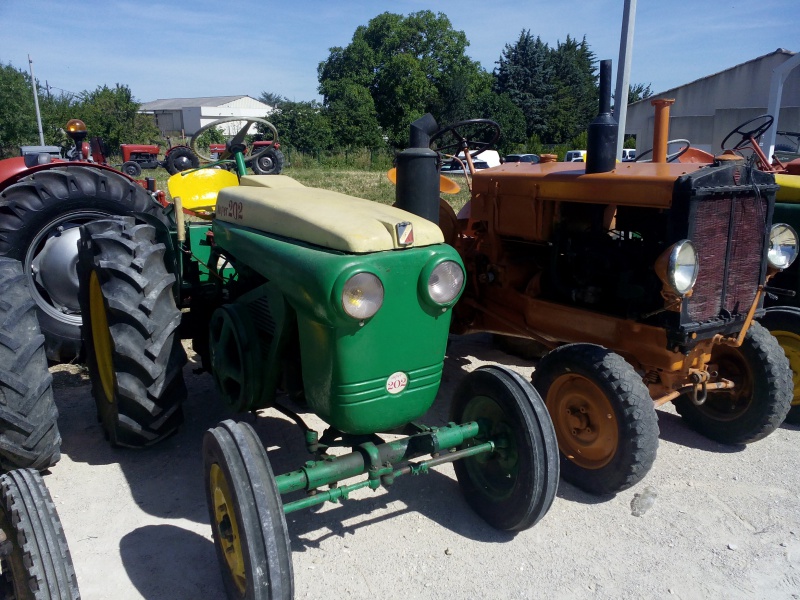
(140, 95), (269, 111)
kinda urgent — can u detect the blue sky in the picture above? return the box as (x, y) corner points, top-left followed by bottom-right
(1, 1), (797, 104)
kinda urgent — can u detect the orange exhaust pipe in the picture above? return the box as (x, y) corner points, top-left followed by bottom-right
(651, 98), (675, 163)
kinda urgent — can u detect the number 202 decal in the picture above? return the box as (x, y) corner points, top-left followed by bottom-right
(219, 200), (244, 220)
(386, 371), (408, 394)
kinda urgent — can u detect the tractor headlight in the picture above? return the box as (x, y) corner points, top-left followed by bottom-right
(767, 223), (799, 269)
(428, 260), (465, 305)
(656, 240), (699, 296)
(341, 272), (384, 320)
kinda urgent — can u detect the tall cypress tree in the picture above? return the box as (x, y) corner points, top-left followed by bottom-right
(493, 30), (554, 139)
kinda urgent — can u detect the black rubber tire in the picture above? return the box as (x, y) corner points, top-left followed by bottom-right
(675, 322), (792, 442)
(492, 334), (550, 361)
(759, 306), (800, 424)
(121, 161), (142, 178)
(532, 344), (659, 495)
(0, 469), (80, 600)
(451, 365), (559, 532)
(250, 148), (285, 175)
(0, 165), (170, 362)
(77, 217), (186, 447)
(0, 259), (61, 472)
(165, 147), (199, 175)
(203, 420), (293, 600)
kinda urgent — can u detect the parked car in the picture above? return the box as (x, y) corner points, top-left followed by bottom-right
(621, 149), (636, 161)
(441, 158), (490, 174)
(504, 153), (540, 164)
(564, 150), (587, 162)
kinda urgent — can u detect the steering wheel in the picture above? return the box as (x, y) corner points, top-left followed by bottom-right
(190, 116), (279, 164)
(635, 139), (691, 163)
(721, 114), (774, 151)
(429, 119), (501, 160)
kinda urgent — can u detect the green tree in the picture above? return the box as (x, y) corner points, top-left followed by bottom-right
(469, 92), (526, 155)
(546, 36), (598, 143)
(0, 62), (38, 157)
(325, 81), (383, 148)
(73, 84), (159, 153)
(493, 30), (554, 140)
(268, 100), (333, 153)
(318, 11), (486, 147)
(628, 82), (653, 104)
(258, 91), (286, 109)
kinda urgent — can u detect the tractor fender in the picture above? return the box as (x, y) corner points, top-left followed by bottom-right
(0, 157), (143, 193)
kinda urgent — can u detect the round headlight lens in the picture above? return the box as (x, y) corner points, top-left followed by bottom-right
(341, 272), (384, 319)
(768, 223), (799, 269)
(428, 260), (465, 304)
(670, 240), (699, 295)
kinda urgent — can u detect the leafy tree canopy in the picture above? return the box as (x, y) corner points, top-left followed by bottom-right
(267, 100), (333, 153)
(318, 10), (486, 147)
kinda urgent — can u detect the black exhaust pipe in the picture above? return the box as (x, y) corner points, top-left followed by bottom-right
(395, 114), (440, 224)
(586, 59), (618, 174)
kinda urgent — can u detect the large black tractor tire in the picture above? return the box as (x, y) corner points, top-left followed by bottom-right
(77, 217), (186, 447)
(165, 146), (199, 175)
(204, 420), (294, 600)
(532, 344), (659, 495)
(451, 365), (559, 532)
(675, 322), (792, 442)
(0, 469), (80, 599)
(0, 165), (170, 362)
(0, 259), (61, 472)
(759, 306), (800, 424)
(250, 148), (284, 175)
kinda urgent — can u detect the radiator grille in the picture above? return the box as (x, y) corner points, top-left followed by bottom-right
(686, 195), (766, 323)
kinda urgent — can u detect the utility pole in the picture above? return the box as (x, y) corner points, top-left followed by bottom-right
(28, 55), (45, 145)
(614, 0), (637, 161)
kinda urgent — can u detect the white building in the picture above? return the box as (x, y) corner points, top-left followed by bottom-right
(625, 49), (800, 155)
(139, 95), (272, 137)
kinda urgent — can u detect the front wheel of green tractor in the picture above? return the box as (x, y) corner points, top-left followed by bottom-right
(532, 343), (659, 495)
(77, 216), (186, 447)
(451, 365), (559, 532)
(758, 306), (800, 425)
(203, 420), (293, 600)
(674, 321), (792, 443)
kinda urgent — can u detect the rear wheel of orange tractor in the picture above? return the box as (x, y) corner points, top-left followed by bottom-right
(532, 344), (659, 496)
(77, 216), (186, 447)
(674, 322), (792, 443)
(758, 306), (800, 425)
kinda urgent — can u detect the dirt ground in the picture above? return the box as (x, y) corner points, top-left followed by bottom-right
(44, 334), (800, 600)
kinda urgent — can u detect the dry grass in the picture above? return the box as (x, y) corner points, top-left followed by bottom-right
(145, 166), (473, 213)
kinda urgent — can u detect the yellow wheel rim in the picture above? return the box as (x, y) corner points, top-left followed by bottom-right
(771, 329), (800, 407)
(209, 463), (246, 596)
(89, 272), (115, 403)
(546, 373), (618, 469)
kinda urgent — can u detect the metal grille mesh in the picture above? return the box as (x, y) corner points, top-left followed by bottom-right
(686, 195), (766, 323)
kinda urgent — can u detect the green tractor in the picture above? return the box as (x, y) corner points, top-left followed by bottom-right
(76, 117), (560, 598)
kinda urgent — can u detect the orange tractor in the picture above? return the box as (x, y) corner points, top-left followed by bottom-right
(394, 60), (795, 495)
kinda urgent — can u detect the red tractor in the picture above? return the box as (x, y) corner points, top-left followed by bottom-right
(118, 139), (199, 177)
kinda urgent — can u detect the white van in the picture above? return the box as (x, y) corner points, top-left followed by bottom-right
(564, 150), (586, 162)
(621, 149), (636, 161)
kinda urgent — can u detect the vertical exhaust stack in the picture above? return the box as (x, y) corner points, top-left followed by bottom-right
(586, 59), (619, 174)
(395, 114), (440, 224)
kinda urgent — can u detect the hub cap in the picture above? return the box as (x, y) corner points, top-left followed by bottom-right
(546, 374), (618, 469)
(209, 463), (246, 596)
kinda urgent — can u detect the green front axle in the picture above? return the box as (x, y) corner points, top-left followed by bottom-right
(275, 421), (491, 514)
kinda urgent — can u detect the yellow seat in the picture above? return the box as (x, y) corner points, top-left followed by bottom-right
(167, 169), (240, 213)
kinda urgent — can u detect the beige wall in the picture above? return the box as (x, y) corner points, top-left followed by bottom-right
(626, 51), (799, 155)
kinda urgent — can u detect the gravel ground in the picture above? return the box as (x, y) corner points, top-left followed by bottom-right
(44, 334), (800, 600)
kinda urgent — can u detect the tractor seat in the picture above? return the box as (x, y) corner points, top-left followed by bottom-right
(215, 185), (444, 253)
(167, 168), (239, 213)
